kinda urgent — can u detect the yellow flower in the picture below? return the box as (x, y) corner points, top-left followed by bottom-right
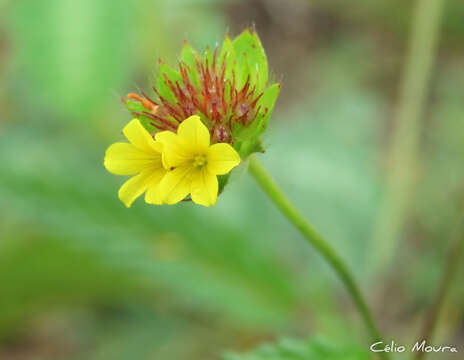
(104, 119), (167, 207)
(155, 115), (241, 207)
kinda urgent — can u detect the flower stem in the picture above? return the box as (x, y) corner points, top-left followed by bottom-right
(370, 0), (445, 273)
(248, 155), (388, 358)
(415, 228), (464, 360)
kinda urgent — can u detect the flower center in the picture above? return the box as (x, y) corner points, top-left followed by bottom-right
(192, 154), (207, 168)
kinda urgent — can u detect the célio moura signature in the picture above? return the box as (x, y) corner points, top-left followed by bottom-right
(370, 340), (458, 353)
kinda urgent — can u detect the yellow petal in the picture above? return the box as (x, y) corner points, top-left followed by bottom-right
(104, 142), (162, 175)
(155, 130), (191, 168)
(206, 143), (241, 175)
(118, 169), (157, 208)
(144, 167), (168, 205)
(154, 130), (177, 145)
(145, 186), (162, 205)
(158, 165), (192, 205)
(123, 119), (161, 153)
(190, 168), (218, 207)
(177, 115), (210, 153)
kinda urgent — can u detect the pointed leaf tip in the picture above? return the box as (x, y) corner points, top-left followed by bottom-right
(232, 29), (268, 92)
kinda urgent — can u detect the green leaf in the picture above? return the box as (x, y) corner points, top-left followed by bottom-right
(156, 62), (183, 104)
(231, 31), (251, 90)
(222, 337), (370, 360)
(232, 120), (264, 158)
(180, 41), (199, 68)
(256, 83), (281, 134)
(232, 82), (280, 157)
(252, 31), (269, 92)
(205, 45), (214, 67)
(232, 81), (281, 157)
(180, 41), (200, 87)
(219, 33), (236, 81)
(0, 234), (141, 337)
(232, 29), (268, 92)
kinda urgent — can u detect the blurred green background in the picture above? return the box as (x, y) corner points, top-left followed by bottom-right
(1, 0), (464, 359)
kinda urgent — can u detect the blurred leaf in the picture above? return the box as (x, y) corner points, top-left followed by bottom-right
(78, 305), (184, 360)
(0, 233), (142, 337)
(222, 337), (370, 360)
(259, 42), (386, 277)
(8, 0), (137, 122)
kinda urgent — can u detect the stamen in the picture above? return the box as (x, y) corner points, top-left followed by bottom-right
(192, 154), (207, 168)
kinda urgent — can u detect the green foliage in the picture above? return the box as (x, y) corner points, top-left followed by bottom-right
(0, 233), (141, 337)
(133, 29), (281, 159)
(2, 0), (464, 358)
(256, 83), (281, 134)
(231, 29), (268, 92)
(158, 29), (275, 101)
(0, 31), (397, 358)
(180, 42), (199, 69)
(8, 0), (136, 123)
(181, 42), (201, 87)
(222, 337), (370, 360)
(219, 33), (236, 80)
(0, 44), (385, 349)
(156, 62), (184, 103)
(0, 123), (304, 335)
(227, 29), (279, 155)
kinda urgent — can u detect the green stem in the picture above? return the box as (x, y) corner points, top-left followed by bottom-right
(415, 228), (464, 360)
(370, 0), (445, 272)
(248, 155), (388, 358)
